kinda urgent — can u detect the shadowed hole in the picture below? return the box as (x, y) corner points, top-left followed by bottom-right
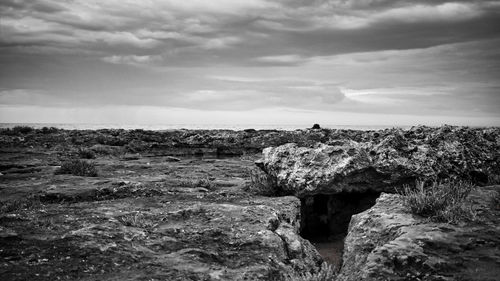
(300, 191), (381, 269)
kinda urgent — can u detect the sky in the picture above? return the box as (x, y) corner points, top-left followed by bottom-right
(1, 0), (500, 127)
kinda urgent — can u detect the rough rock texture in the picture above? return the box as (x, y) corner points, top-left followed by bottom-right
(256, 127), (500, 197)
(1, 195), (322, 280)
(337, 185), (500, 281)
(2, 125), (499, 280)
(0, 147), (323, 280)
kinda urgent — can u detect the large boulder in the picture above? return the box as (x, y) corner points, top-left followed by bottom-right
(256, 127), (500, 197)
(337, 185), (500, 281)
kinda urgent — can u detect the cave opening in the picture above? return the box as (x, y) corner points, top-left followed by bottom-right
(300, 191), (381, 268)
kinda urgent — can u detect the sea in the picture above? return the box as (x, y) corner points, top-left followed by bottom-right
(0, 123), (412, 131)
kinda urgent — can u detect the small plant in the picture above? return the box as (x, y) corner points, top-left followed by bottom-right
(91, 145), (122, 156)
(56, 159), (98, 177)
(195, 177), (216, 190)
(0, 195), (42, 214)
(398, 180), (476, 224)
(117, 212), (157, 229)
(40, 126), (58, 134)
(244, 168), (279, 196)
(178, 176), (216, 190)
(12, 126), (34, 134)
(287, 262), (337, 281)
(78, 148), (96, 159)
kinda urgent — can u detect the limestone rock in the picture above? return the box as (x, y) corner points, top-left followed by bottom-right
(337, 185), (500, 281)
(256, 127), (500, 197)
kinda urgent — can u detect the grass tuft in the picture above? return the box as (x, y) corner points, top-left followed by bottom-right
(78, 148), (96, 159)
(0, 195), (42, 214)
(178, 176), (217, 190)
(56, 159), (98, 177)
(12, 126), (34, 134)
(117, 212), (157, 229)
(398, 180), (476, 224)
(287, 262), (337, 281)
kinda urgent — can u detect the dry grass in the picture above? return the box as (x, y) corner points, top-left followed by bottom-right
(77, 148), (96, 159)
(117, 212), (158, 229)
(56, 159), (98, 177)
(398, 180), (476, 224)
(178, 176), (217, 190)
(0, 195), (42, 214)
(287, 262), (337, 281)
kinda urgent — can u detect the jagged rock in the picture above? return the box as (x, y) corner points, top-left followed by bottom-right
(337, 185), (500, 281)
(256, 127), (500, 197)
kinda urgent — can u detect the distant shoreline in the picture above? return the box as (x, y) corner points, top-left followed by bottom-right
(0, 122), (444, 131)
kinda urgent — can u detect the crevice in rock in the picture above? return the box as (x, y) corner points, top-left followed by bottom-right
(299, 191), (381, 269)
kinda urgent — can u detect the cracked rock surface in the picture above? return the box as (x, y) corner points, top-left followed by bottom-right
(257, 126), (500, 197)
(337, 185), (500, 281)
(0, 139), (322, 280)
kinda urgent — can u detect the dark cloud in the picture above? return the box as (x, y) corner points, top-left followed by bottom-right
(0, 0), (499, 124)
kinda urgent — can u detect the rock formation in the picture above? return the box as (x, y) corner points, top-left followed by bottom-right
(256, 127), (500, 197)
(1, 125), (499, 280)
(337, 185), (500, 281)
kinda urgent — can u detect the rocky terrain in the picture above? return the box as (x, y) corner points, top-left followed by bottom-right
(256, 126), (500, 197)
(1, 125), (499, 280)
(337, 185), (500, 281)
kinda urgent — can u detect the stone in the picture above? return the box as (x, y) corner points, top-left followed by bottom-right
(336, 185), (500, 281)
(256, 127), (500, 197)
(165, 156), (181, 162)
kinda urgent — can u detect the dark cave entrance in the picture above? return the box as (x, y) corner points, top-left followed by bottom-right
(300, 191), (381, 268)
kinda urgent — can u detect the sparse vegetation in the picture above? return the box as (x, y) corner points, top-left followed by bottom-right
(12, 125), (34, 134)
(244, 168), (279, 196)
(287, 262), (337, 281)
(125, 139), (150, 153)
(91, 144), (122, 156)
(56, 159), (98, 177)
(398, 180), (476, 224)
(0, 195), (42, 214)
(78, 148), (96, 159)
(117, 212), (157, 229)
(178, 176), (217, 190)
(40, 126), (58, 134)
(1, 126), (34, 136)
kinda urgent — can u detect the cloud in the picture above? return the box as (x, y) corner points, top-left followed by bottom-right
(377, 2), (482, 23)
(2, 0), (499, 62)
(1, 0), (499, 126)
(101, 55), (162, 66)
(255, 54), (306, 65)
(312, 2), (483, 30)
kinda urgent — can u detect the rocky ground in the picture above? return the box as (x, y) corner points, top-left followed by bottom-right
(0, 126), (499, 280)
(0, 151), (321, 280)
(337, 185), (500, 281)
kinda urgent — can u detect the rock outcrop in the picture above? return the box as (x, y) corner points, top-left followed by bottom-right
(1, 190), (323, 281)
(337, 185), (500, 281)
(0, 148), (324, 280)
(256, 127), (500, 197)
(2, 125), (499, 280)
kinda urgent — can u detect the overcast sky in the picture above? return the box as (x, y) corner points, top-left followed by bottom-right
(1, 0), (500, 126)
